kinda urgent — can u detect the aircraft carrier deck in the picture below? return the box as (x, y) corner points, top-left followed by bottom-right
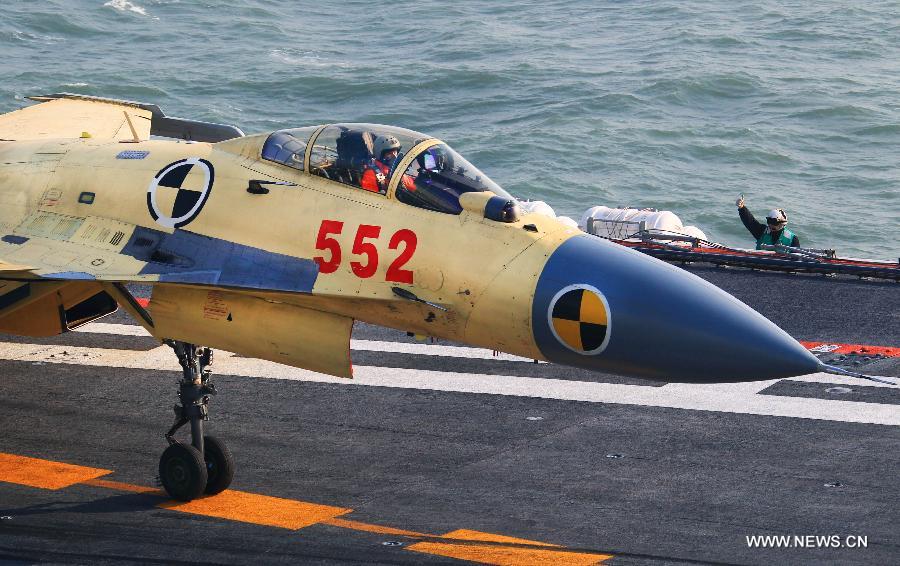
(0, 265), (897, 565)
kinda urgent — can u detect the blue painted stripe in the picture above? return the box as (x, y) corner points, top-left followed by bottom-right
(121, 226), (319, 293)
(39, 272), (96, 280)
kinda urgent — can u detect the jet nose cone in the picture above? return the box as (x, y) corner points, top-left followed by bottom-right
(533, 235), (821, 382)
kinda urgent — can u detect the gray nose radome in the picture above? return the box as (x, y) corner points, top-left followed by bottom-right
(531, 235), (821, 382)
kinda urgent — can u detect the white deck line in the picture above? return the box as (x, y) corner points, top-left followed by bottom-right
(75, 322), (151, 336)
(2, 341), (897, 426)
(73, 322), (898, 385)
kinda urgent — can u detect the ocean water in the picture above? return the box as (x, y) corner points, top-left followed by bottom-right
(1, 0), (898, 260)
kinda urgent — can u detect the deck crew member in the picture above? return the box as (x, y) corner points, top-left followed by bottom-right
(736, 195), (800, 249)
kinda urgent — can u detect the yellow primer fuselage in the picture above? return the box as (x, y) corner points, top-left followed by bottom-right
(0, 134), (578, 371)
(0, 96), (824, 383)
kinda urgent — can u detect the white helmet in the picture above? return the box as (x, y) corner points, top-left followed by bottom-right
(373, 135), (401, 159)
(766, 208), (787, 227)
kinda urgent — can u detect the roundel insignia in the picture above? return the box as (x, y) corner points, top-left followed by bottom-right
(147, 158), (214, 229)
(547, 284), (611, 355)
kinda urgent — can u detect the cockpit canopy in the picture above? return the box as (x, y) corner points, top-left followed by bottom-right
(261, 123), (511, 215)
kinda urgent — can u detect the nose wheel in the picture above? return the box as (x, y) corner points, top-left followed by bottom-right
(202, 434), (235, 495)
(159, 443), (207, 501)
(158, 341), (235, 501)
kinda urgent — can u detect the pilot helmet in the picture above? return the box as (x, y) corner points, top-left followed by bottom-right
(373, 135), (401, 162)
(766, 208), (788, 228)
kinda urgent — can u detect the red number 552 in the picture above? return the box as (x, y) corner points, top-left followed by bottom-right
(313, 220), (417, 284)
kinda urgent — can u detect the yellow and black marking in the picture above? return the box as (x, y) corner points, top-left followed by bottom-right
(550, 287), (609, 353)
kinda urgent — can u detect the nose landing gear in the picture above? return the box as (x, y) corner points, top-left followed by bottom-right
(158, 341), (234, 501)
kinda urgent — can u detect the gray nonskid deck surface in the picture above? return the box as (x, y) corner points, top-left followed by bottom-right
(0, 268), (896, 565)
(0, 363), (896, 565)
(682, 265), (899, 346)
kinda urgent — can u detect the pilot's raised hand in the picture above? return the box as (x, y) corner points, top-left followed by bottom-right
(735, 194), (745, 208)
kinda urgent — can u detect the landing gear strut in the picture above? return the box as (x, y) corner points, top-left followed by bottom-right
(158, 341), (234, 501)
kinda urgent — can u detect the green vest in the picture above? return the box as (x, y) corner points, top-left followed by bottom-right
(756, 227), (795, 250)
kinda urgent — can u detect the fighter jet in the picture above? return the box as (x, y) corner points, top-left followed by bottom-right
(0, 94), (822, 500)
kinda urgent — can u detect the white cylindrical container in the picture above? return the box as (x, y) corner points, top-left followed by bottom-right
(556, 216), (579, 229)
(519, 200), (556, 218)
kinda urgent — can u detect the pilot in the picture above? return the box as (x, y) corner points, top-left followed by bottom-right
(361, 135), (416, 194)
(361, 135), (401, 193)
(736, 195), (800, 249)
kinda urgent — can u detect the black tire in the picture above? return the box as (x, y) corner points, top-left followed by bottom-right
(203, 435), (234, 495)
(159, 443), (207, 501)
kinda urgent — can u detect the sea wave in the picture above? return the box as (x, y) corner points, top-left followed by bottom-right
(639, 73), (765, 104)
(103, 1), (148, 17)
(269, 49), (352, 69)
(2, 29), (63, 43)
(853, 124), (900, 137)
(0, 0), (896, 259)
(788, 105), (881, 120)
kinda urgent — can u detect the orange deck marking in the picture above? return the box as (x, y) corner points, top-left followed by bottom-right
(441, 529), (561, 546)
(82, 478), (163, 495)
(407, 529), (612, 565)
(802, 341), (900, 358)
(158, 489), (351, 530)
(0, 453), (111, 490)
(0, 453), (611, 562)
(323, 517), (428, 537)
